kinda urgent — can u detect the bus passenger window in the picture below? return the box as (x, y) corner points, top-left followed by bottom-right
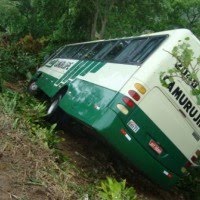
(93, 40), (118, 60)
(102, 40), (132, 61)
(114, 38), (147, 63)
(58, 45), (83, 59)
(131, 37), (165, 63)
(57, 46), (73, 58)
(73, 43), (96, 59)
(84, 42), (107, 59)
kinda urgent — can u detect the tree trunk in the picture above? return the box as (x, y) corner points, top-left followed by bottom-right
(90, 0), (115, 40)
(99, 17), (108, 39)
(98, 0), (115, 39)
(91, 9), (99, 40)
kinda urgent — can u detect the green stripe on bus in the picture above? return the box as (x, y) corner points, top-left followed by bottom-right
(54, 60), (82, 85)
(58, 79), (182, 189)
(36, 73), (59, 97)
(92, 108), (180, 189)
(71, 60), (93, 78)
(90, 61), (105, 73)
(52, 60), (105, 87)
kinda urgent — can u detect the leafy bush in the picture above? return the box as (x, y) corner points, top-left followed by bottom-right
(97, 177), (137, 200)
(160, 37), (200, 104)
(0, 90), (18, 115)
(180, 167), (200, 200)
(0, 44), (36, 81)
(0, 35), (43, 82)
(18, 34), (43, 54)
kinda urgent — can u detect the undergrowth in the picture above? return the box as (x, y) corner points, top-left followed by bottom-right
(98, 177), (137, 200)
(0, 89), (62, 149)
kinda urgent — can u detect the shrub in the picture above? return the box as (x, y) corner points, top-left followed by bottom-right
(18, 34), (43, 54)
(0, 35), (43, 82)
(180, 167), (200, 200)
(97, 177), (137, 200)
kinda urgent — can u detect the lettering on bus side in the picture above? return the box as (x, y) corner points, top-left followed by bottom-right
(163, 76), (200, 128)
(175, 62), (199, 89)
(45, 59), (75, 69)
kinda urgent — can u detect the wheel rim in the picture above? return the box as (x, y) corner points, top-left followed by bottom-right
(47, 98), (60, 115)
(29, 82), (38, 91)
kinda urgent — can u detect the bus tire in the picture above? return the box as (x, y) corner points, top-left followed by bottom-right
(28, 81), (39, 95)
(46, 93), (62, 117)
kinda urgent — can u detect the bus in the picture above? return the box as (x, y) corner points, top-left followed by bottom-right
(28, 29), (200, 189)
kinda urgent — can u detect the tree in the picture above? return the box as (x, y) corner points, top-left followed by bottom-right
(167, 0), (200, 36)
(90, 0), (115, 40)
(0, 0), (22, 35)
(160, 38), (200, 104)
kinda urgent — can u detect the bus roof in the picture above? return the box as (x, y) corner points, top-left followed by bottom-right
(66, 29), (192, 47)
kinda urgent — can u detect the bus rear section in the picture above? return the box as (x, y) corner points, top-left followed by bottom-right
(125, 85), (200, 188)
(91, 73), (199, 189)
(89, 83), (187, 189)
(159, 31), (200, 170)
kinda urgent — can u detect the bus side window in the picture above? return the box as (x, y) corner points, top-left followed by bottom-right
(73, 43), (97, 59)
(60, 44), (83, 59)
(93, 40), (118, 60)
(130, 37), (166, 63)
(114, 38), (147, 63)
(84, 42), (107, 59)
(43, 45), (65, 63)
(57, 46), (74, 58)
(102, 39), (132, 61)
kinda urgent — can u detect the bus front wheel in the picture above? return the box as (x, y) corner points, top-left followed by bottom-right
(47, 94), (62, 117)
(28, 81), (38, 95)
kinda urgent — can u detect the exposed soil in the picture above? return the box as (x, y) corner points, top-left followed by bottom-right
(0, 119), (48, 200)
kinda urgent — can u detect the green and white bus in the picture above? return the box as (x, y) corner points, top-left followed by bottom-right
(29, 29), (200, 189)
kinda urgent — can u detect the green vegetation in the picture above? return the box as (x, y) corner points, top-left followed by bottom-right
(97, 177), (137, 200)
(0, 89), (62, 149)
(1, 0), (200, 83)
(1, 0), (200, 41)
(0, 35), (43, 82)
